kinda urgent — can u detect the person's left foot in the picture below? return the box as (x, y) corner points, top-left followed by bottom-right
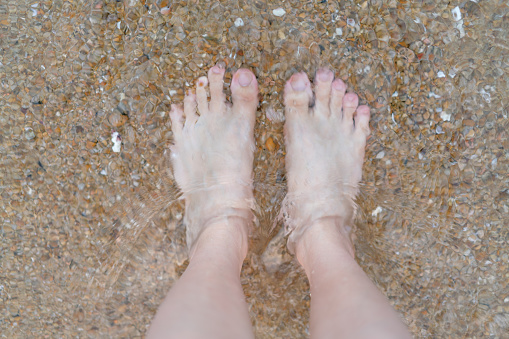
(169, 65), (259, 257)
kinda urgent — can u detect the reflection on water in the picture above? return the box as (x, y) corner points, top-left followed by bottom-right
(1, 0), (507, 337)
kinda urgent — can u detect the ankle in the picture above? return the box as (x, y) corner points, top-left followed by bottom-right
(294, 217), (355, 272)
(190, 217), (250, 270)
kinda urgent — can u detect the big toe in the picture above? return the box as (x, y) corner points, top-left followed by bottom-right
(231, 68), (259, 115)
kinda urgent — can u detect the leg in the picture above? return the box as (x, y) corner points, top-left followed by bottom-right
(283, 69), (411, 338)
(296, 219), (411, 339)
(147, 65), (259, 339)
(148, 219), (253, 339)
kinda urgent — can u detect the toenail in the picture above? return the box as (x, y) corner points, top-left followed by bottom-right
(212, 66), (222, 74)
(238, 72), (253, 87)
(318, 71), (333, 82)
(332, 80), (345, 91)
(291, 77), (307, 91)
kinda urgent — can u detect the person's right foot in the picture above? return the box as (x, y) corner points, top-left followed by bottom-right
(169, 65), (259, 258)
(282, 69), (371, 253)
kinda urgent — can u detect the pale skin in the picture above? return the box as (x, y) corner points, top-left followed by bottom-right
(147, 65), (412, 338)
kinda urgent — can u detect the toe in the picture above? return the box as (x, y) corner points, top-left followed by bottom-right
(170, 104), (184, 139)
(195, 76), (209, 115)
(341, 92), (358, 129)
(231, 68), (259, 115)
(313, 68), (333, 117)
(284, 72), (313, 117)
(330, 78), (347, 118)
(183, 91), (198, 128)
(208, 64), (226, 113)
(354, 105), (371, 138)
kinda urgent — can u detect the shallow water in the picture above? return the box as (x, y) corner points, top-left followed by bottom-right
(1, 0), (508, 337)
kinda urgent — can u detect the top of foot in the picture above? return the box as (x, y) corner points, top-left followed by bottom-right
(169, 65), (259, 256)
(282, 68), (371, 253)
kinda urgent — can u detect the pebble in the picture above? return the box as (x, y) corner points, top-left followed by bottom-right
(265, 137), (276, 152)
(272, 8), (286, 17)
(234, 18), (244, 27)
(111, 132), (122, 153)
(440, 111), (452, 121)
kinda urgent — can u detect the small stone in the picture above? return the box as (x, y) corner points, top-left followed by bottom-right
(234, 18), (244, 27)
(73, 309), (85, 322)
(465, 129), (475, 139)
(25, 128), (35, 140)
(462, 119), (475, 126)
(160, 7), (171, 15)
(273, 8), (286, 17)
(86, 140), (97, 149)
(376, 151), (385, 159)
(440, 111), (452, 122)
(265, 137), (276, 152)
(108, 112), (127, 127)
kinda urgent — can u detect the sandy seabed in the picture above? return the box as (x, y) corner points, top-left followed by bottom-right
(1, 0), (508, 337)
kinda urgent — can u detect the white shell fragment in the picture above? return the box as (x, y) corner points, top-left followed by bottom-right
(437, 71), (446, 78)
(451, 6), (462, 21)
(234, 18), (244, 27)
(440, 111), (452, 122)
(372, 206), (383, 217)
(347, 18), (355, 26)
(273, 8), (286, 17)
(111, 132), (122, 152)
(451, 6), (465, 38)
(335, 27), (343, 36)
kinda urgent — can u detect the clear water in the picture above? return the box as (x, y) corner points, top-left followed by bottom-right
(1, 0), (507, 337)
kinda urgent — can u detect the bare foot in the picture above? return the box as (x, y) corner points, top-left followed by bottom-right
(169, 65), (259, 257)
(282, 69), (370, 254)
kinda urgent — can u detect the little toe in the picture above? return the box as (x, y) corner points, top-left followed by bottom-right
(313, 68), (334, 117)
(354, 105), (371, 138)
(170, 104), (184, 138)
(195, 76), (209, 115)
(183, 91), (198, 128)
(231, 68), (259, 115)
(284, 72), (313, 117)
(341, 92), (359, 129)
(330, 78), (347, 117)
(208, 64), (226, 113)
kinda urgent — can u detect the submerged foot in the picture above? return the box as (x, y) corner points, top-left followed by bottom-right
(169, 65), (259, 258)
(283, 69), (370, 254)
